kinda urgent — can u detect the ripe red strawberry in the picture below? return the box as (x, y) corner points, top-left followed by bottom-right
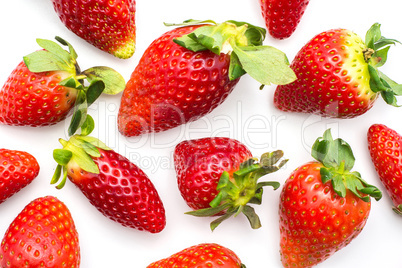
(118, 19), (296, 136)
(0, 37), (124, 134)
(174, 137), (286, 230)
(0, 149), (40, 204)
(0, 196), (80, 268)
(259, 0), (310, 39)
(279, 129), (381, 267)
(51, 0), (136, 59)
(274, 23), (402, 118)
(51, 124), (166, 233)
(146, 243), (245, 268)
(367, 124), (402, 214)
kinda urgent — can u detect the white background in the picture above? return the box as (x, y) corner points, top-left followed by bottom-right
(1, 0), (402, 267)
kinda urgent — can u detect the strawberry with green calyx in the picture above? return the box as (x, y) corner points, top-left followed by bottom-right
(187, 151), (286, 231)
(0, 36), (125, 134)
(367, 124), (402, 215)
(279, 129), (381, 267)
(174, 137), (287, 231)
(118, 20), (296, 137)
(51, 0), (136, 59)
(51, 117), (166, 233)
(167, 19), (296, 85)
(274, 23), (402, 118)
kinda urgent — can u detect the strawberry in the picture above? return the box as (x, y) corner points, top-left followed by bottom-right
(51, 0), (136, 59)
(117, 19), (296, 137)
(146, 243), (245, 268)
(279, 129), (381, 267)
(367, 124), (402, 215)
(0, 37), (125, 134)
(259, 0), (310, 39)
(0, 149), (40, 204)
(174, 137), (287, 230)
(274, 23), (402, 118)
(51, 120), (166, 233)
(0, 196), (80, 268)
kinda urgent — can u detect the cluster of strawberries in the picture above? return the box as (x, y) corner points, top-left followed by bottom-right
(0, 0), (401, 267)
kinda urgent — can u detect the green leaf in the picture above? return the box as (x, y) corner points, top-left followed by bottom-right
(83, 66), (125, 95)
(164, 19), (217, 27)
(68, 145), (99, 174)
(256, 181), (280, 190)
(51, 164), (63, 185)
(242, 205), (262, 229)
(378, 71), (402, 96)
(68, 90), (88, 136)
(80, 115), (95, 137)
(368, 65), (389, 93)
(312, 129), (355, 171)
(260, 150), (284, 167)
(210, 210), (236, 231)
(36, 38), (73, 67)
(86, 80), (105, 106)
(174, 35), (207, 52)
(374, 37), (401, 51)
(23, 50), (72, 73)
(23, 37), (78, 74)
(59, 76), (85, 90)
(80, 141), (101, 158)
(76, 136), (110, 151)
(381, 91), (399, 107)
(373, 46), (390, 67)
(55, 36), (78, 61)
(53, 149), (73, 166)
(56, 167), (68, 190)
(365, 23), (382, 49)
(229, 52), (246, 80)
(331, 173), (347, 198)
(232, 45), (296, 85)
(185, 203), (231, 217)
(186, 25), (224, 55)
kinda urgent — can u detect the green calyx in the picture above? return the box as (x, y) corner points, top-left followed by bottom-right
(364, 23), (402, 106)
(165, 19), (296, 86)
(312, 129), (382, 202)
(186, 150), (287, 231)
(51, 115), (110, 189)
(392, 204), (402, 215)
(23, 36), (126, 136)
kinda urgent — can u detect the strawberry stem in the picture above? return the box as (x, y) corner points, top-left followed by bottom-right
(186, 150), (286, 231)
(168, 19), (296, 86)
(364, 23), (402, 106)
(312, 129), (382, 202)
(23, 36), (126, 136)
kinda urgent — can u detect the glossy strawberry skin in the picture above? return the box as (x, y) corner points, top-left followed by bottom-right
(174, 137), (252, 211)
(367, 124), (402, 210)
(51, 0), (136, 59)
(67, 148), (166, 233)
(117, 25), (240, 137)
(279, 161), (371, 267)
(274, 28), (377, 118)
(0, 149), (40, 204)
(260, 0), (310, 39)
(0, 61), (77, 127)
(146, 243), (243, 268)
(0, 196), (80, 268)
